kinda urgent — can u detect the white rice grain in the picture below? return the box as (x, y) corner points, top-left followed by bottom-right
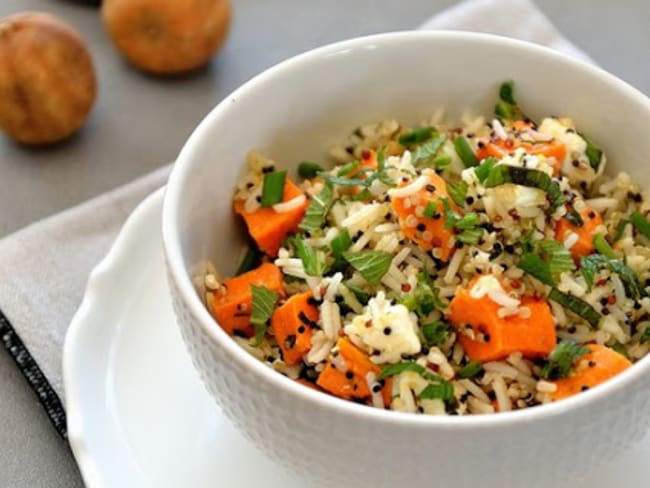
(272, 194), (306, 213)
(444, 246), (466, 284)
(585, 197), (619, 213)
(320, 301), (342, 340)
(388, 175), (429, 198)
(563, 231), (579, 250)
(492, 376), (512, 412)
(324, 272), (343, 302)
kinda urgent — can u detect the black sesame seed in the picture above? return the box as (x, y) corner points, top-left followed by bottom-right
(588, 360), (596, 368)
(297, 326), (306, 334)
(233, 329), (248, 338)
(477, 141), (485, 149)
(565, 128), (576, 134)
(416, 223), (426, 232)
(425, 184), (436, 192)
(255, 195), (261, 203)
(432, 212), (441, 220)
(504, 244), (515, 253)
(246, 182), (254, 189)
(588, 211), (596, 219)
(345, 371), (354, 380)
(600, 297), (608, 306)
(484, 334), (491, 342)
(455, 241), (464, 249)
(262, 165), (275, 174)
(567, 325), (577, 333)
(581, 385), (590, 392)
(285, 335), (297, 349)
(465, 196), (475, 205)
(634, 302), (642, 310)
(572, 159), (580, 168)
(372, 384), (382, 393)
(602, 308), (610, 315)
(383, 327), (392, 335)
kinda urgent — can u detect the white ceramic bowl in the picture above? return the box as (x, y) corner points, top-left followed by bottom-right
(162, 31), (650, 488)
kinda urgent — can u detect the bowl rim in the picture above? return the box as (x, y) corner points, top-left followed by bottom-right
(162, 30), (650, 429)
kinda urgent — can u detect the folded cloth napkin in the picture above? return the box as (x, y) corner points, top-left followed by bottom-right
(0, 0), (592, 437)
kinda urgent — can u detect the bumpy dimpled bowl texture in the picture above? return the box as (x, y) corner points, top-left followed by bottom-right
(162, 32), (650, 488)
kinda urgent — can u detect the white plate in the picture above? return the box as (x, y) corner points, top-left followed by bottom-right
(63, 189), (650, 488)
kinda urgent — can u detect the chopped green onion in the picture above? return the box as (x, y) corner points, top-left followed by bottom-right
(518, 253), (555, 287)
(423, 201), (439, 219)
(630, 211), (650, 239)
(474, 157), (498, 181)
(411, 136), (447, 167)
(318, 172), (366, 187)
(297, 161), (324, 179)
(584, 137), (603, 172)
(377, 362), (453, 402)
(250, 285), (280, 345)
(457, 361), (483, 379)
(330, 230), (352, 259)
(548, 288), (601, 328)
(299, 182), (334, 232)
(563, 206), (584, 227)
(454, 136), (479, 167)
(352, 188), (372, 201)
(538, 239), (576, 274)
(540, 342), (590, 380)
(376, 361), (426, 380)
(342, 250), (391, 285)
(484, 165), (564, 213)
(447, 181), (469, 207)
(580, 254), (605, 290)
(421, 321), (450, 347)
(295, 235), (324, 277)
(235, 246), (261, 276)
(494, 80), (522, 120)
(593, 233), (616, 259)
(398, 126), (437, 146)
(520, 229), (536, 254)
(455, 212), (480, 230)
(260, 170), (287, 207)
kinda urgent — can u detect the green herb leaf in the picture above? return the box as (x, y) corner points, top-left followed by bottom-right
(454, 136), (479, 167)
(330, 230), (352, 259)
(538, 239), (576, 274)
(564, 206), (585, 227)
(494, 101), (516, 120)
(235, 246), (262, 276)
(353, 189), (372, 201)
(613, 219), (629, 243)
(295, 235), (324, 277)
(593, 233), (616, 259)
(400, 280), (445, 317)
(581, 253), (642, 298)
(423, 200), (439, 219)
(580, 254), (606, 290)
(250, 285), (280, 345)
(299, 182), (335, 232)
(540, 342), (590, 380)
(455, 212), (480, 230)
(399, 126), (437, 146)
(448, 181), (469, 207)
(584, 137), (603, 172)
(520, 229), (536, 254)
(630, 211), (650, 239)
(456, 227), (484, 245)
(318, 172), (366, 187)
(484, 165), (565, 213)
(548, 288), (601, 328)
(260, 170), (287, 207)
(434, 154), (452, 170)
(518, 253), (555, 287)
(639, 327), (650, 344)
(298, 161), (324, 179)
(422, 321), (450, 347)
(342, 250), (392, 285)
(411, 136), (447, 167)
(346, 283), (370, 305)
(377, 362), (454, 402)
(336, 160), (361, 177)
(457, 361), (483, 379)
(418, 382), (455, 402)
(499, 80), (516, 104)
(474, 157), (498, 181)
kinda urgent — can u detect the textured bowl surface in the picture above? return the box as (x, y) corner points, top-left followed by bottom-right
(162, 31), (650, 487)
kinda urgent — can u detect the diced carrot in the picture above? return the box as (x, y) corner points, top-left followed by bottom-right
(476, 138), (565, 175)
(270, 291), (317, 366)
(208, 263), (284, 337)
(391, 170), (457, 261)
(317, 338), (392, 406)
(555, 205), (603, 261)
(448, 283), (556, 361)
(234, 177), (308, 257)
(552, 344), (631, 401)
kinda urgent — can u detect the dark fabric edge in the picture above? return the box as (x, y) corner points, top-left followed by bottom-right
(0, 308), (67, 439)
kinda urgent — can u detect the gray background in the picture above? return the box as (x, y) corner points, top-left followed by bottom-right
(0, 0), (647, 486)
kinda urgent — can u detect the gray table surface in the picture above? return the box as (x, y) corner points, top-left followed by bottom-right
(0, 0), (647, 486)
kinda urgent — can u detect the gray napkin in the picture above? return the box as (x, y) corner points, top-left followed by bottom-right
(0, 0), (591, 418)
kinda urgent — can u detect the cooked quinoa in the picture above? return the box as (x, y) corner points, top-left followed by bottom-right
(204, 82), (650, 415)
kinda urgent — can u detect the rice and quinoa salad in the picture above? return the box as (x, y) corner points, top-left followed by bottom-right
(202, 82), (650, 415)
